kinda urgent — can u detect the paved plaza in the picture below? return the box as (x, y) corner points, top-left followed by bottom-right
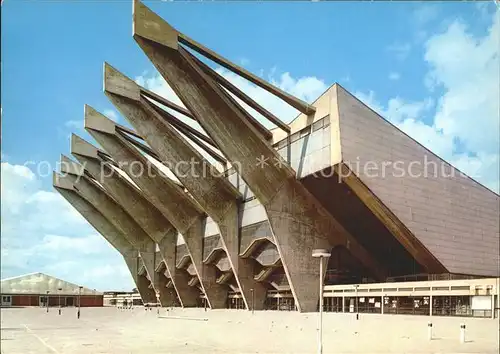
(0, 307), (498, 353)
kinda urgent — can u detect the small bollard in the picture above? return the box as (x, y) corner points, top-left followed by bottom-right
(356, 313), (359, 320)
(427, 322), (433, 340)
(460, 323), (466, 343)
(58, 308), (61, 315)
(77, 310), (80, 319)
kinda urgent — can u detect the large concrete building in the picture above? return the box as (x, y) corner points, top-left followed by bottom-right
(53, 1), (499, 316)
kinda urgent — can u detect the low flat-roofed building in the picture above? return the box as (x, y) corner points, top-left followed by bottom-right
(0, 272), (103, 307)
(103, 291), (143, 307)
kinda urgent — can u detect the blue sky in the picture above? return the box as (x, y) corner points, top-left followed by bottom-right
(1, 1), (498, 290)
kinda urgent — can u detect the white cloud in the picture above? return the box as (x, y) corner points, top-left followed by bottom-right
(103, 109), (119, 122)
(64, 120), (82, 130)
(387, 42), (412, 60)
(388, 72), (401, 81)
(424, 16), (499, 155)
(356, 12), (499, 193)
(239, 57), (250, 66)
(0, 162), (134, 291)
(413, 4), (440, 27)
(37, 234), (107, 255)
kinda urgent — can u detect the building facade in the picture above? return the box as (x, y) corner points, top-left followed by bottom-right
(51, 0), (499, 317)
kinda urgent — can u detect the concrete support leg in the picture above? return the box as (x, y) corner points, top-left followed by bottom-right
(157, 233), (199, 307)
(137, 274), (158, 305)
(123, 255), (155, 304)
(219, 206), (267, 310)
(184, 219), (228, 309)
(138, 251), (160, 297)
(155, 271), (177, 307)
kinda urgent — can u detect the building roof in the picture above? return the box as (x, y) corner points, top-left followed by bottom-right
(0, 272), (102, 295)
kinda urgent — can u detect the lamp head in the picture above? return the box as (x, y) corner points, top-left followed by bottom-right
(312, 249), (331, 258)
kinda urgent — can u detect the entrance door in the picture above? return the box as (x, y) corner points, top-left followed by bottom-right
(66, 297), (74, 307)
(1, 295), (12, 307)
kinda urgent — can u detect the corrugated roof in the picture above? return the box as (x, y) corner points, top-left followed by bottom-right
(0, 272), (102, 295)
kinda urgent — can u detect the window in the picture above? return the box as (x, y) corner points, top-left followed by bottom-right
(299, 126), (311, 138)
(312, 119), (324, 132)
(2, 296), (11, 302)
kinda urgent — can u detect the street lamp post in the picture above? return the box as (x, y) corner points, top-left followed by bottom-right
(354, 284), (359, 320)
(250, 288), (255, 315)
(46, 291), (50, 313)
(312, 248), (331, 354)
(58, 288), (62, 315)
(78, 286), (82, 319)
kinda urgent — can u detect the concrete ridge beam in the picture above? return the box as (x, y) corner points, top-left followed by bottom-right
(185, 51), (274, 140)
(131, 1), (315, 116)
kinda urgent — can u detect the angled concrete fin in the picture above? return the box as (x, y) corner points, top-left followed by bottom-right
(60, 154), (85, 176)
(103, 62), (141, 101)
(84, 104), (117, 134)
(124, 255), (156, 304)
(71, 133), (100, 159)
(132, 0), (178, 50)
(139, 251), (159, 295)
(157, 230), (199, 307)
(52, 171), (75, 191)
